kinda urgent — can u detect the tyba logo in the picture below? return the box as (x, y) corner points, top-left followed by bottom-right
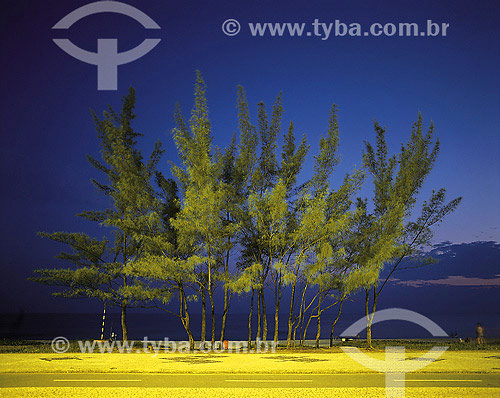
(52, 1), (161, 90)
(339, 308), (448, 397)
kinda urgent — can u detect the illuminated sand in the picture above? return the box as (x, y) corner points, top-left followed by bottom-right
(1, 351), (499, 374)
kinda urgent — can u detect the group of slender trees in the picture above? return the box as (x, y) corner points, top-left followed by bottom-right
(32, 72), (461, 349)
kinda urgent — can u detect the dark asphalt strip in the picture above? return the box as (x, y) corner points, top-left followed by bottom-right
(0, 373), (498, 388)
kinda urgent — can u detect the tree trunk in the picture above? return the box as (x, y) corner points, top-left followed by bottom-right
(261, 287), (268, 341)
(365, 289), (371, 348)
(301, 292), (318, 346)
(286, 284), (296, 348)
(180, 287), (194, 350)
(294, 283), (308, 347)
(209, 289), (215, 344)
(256, 289), (262, 342)
(220, 286), (231, 342)
(181, 313), (194, 350)
(220, 243), (231, 342)
(201, 286), (206, 342)
(273, 286), (281, 345)
(181, 317), (194, 350)
(315, 296), (322, 348)
(302, 312), (314, 345)
(366, 323), (372, 347)
(248, 288), (254, 348)
(273, 301), (280, 345)
(121, 305), (128, 341)
(329, 298), (344, 347)
(365, 287), (378, 349)
(315, 314), (321, 348)
(207, 248), (215, 345)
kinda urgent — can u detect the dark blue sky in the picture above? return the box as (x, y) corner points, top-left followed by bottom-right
(0, 0), (499, 314)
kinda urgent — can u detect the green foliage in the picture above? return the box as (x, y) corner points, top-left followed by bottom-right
(310, 104), (341, 193)
(362, 114), (462, 290)
(32, 88), (163, 313)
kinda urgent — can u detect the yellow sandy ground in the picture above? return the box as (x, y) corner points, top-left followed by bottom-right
(0, 387), (498, 397)
(1, 352), (499, 397)
(1, 351), (499, 374)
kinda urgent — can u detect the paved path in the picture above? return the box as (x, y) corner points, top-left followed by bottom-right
(1, 373), (499, 388)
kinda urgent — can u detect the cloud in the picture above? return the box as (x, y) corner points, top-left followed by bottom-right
(390, 275), (500, 288)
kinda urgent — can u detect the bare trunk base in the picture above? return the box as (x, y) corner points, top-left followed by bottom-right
(121, 306), (128, 341)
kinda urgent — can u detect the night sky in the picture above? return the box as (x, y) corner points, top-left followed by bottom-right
(0, 0), (499, 315)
